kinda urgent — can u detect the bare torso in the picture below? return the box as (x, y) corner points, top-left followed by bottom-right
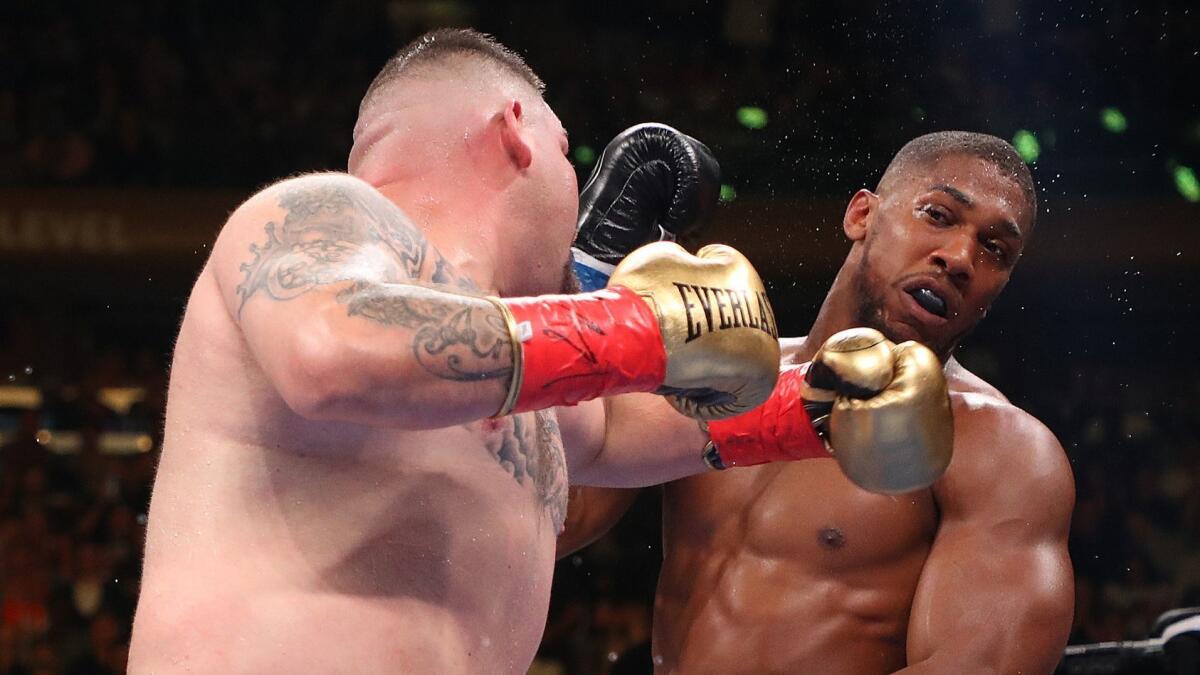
(653, 340), (1002, 674)
(130, 264), (568, 674)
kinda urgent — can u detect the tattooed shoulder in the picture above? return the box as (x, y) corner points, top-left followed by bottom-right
(232, 174), (506, 383)
(234, 175), (475, 315)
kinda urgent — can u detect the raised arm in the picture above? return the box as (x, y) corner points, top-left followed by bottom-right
(215, 172), (782, 434)
(556, 393), (710, 488)
(555, 326), (954, 492)
(211, 173), (513, 429)
(901, 399), (1075, 674)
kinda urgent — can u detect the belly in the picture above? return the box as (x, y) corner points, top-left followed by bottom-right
(134, 422), (556, 674)
(131, 592), (484, 674)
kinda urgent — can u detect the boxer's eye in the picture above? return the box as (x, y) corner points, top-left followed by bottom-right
(983, 238), (1010, 264)
(919, 205), (952, 225)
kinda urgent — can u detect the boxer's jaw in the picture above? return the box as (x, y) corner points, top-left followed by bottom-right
(849, 232), (975, 361)
(495, 102), (578, 297)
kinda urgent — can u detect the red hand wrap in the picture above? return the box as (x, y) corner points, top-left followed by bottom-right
(706, 364), (828, 467)
(505, 286), (667, 414)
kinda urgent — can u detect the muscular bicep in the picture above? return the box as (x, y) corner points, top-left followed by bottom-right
(906, 518), (1073, 672)
(904, 406), (1074, 674)
(207, 173), (512, 428)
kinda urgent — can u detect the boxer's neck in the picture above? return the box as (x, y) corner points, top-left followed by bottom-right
(376, 181), (503, 295)
(798, 264), (859, 363)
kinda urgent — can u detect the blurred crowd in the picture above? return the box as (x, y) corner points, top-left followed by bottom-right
(0, 359), (163, 675)
(1042, 368), (1200, 645)
(1, 1), (1195, 195)
(0, 2), (386, 187)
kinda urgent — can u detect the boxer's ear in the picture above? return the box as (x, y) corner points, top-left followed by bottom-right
(499, 100), (532, 170)
(843, 189), (876, 242)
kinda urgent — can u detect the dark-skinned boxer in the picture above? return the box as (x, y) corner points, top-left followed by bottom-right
(560, 131), (1075, 674)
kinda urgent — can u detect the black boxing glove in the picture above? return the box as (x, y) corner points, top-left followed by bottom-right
(572, 123), (721, 291)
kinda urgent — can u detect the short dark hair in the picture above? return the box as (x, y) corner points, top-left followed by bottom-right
(877, 131), (1038, 228)
(361, 28), (544, 112)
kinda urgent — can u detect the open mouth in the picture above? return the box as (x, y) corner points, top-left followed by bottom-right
(906, 287), (947, 318)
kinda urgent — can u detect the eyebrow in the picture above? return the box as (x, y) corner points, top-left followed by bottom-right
(930, 184), (973, 207)
(928, 184), (1024, 241)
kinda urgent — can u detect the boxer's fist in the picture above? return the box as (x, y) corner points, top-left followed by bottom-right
(806, 328), (954, 494)
(608, 242), (779, 420)
(572, 124), (720, 290)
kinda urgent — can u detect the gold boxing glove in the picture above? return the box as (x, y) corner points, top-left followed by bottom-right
(803, 328), (954, 493)
(608, 242), (780, 419)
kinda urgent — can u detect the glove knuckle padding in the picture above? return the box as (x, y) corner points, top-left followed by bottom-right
(804, 327), (895, 402)
(576, 123), (720, 263)
(609, 242), (780, 420)
(828, 341), (954, 494)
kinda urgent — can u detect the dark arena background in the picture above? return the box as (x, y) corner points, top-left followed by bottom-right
(1, 1), (1198, 674)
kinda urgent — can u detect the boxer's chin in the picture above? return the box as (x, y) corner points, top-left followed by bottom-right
(852, 261), (948, 355)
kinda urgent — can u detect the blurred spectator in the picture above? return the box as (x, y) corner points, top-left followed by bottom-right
(0, 0), (1193, 196)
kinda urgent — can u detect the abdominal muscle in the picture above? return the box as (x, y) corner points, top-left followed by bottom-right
(655, 541), (924, 674)
(652, 460), (937, 674)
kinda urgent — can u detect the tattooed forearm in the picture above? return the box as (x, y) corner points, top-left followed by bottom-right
(236, 180), (432, 316)
(336, 281), (454, 326)
(412, 308), (512, 381)
(338, 281), (513, 382)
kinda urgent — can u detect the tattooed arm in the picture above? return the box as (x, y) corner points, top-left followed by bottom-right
(210, 172), (513, 429)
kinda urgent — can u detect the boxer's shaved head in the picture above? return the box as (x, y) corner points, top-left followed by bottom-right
(350, 29), (549, 177)
(362, 28), (544, 109)
(877, 131), (1037, 229)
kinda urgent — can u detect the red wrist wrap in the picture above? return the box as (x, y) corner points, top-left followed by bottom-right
(504, 285), (667, 414)
(706, 364), (828, 467)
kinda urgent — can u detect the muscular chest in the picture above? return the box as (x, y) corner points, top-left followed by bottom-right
(472, 410), (569, 533)
(665, 459), (937, 570)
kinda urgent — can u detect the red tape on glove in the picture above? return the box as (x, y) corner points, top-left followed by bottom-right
(505, 286), (668, 413)
(706, 364), (828, 467)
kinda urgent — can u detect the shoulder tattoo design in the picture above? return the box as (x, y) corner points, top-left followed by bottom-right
(235, 180), (508, 382)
